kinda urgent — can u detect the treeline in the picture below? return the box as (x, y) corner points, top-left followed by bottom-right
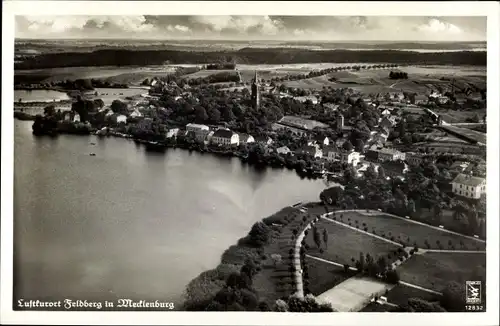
(206, 63), (236, 70)
(15, 49), (487, 70)
(389, 71), (409, 79)
(15, 77), (129, 90)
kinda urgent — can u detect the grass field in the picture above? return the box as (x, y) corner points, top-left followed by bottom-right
(434, 109), (486, 124)
(304, 219), (400, 266)
(441, 125), (486, 144)
(84, 87), (147, 106)
(385, 284), (441, 305)
(398, 252), (486, 292)
(303, 256), (353, 296)
(328, 211), (485, 250)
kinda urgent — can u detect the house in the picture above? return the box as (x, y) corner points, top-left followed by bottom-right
(323, 145), (342, 162)
(323, 103), (339, 113)
(414, 95), (428, 105)
(339, 150), (360, 166)
(130, 109), (143, 118)
(380, 160), (408, 179)
(276, 146), (292, 155)
(381, 109), (392, 116)
(238, 133), (255, 144)
(186, 123), (210, 142)
(211, 129), (239, 146)
(115, 114), (127, 124)
(390, 92), (405, 101)
(450, 161), (471, 172)
(437, 96), (449, 105)
(309, 135), (330, 147)
(255, 135), (274, 147)
(372, 132), (389, 144)
(166, 128), (180, 139)
(293, 96), (318, 104)
(369, 148), (406, 162)
(379, 116), (396, 129)
(296, 145), (322, 159)
(467, 92), (483, 102)
(451, 173), (486, 199)
(73, 113), (81, 122)
(405, 152), (424, 166)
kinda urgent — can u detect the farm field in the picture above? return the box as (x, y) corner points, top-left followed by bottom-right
(328, 211), (486, 250)
(304, 219), (400, 266)
(84, 87), (147, 106)
(434, 109), (486, 124)
(398, 252), (486, 292)
(441, 125), (487, 144)
(15, 66), (176, 85)
(279, 64), (486, 93)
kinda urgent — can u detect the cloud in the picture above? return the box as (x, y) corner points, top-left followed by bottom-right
(167, 24), (190, 33)
(417, 18), (462, 34)
(15, 15), (484, 41)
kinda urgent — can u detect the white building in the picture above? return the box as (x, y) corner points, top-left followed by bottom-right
(130, 110), (143, 118)
(116, 114), (127, 124)
(339, 150), (360, 166)
(276, 146), (291, 155)
(186, 123), (210, 142)
(451, 174), (486, 199)
(73, 113), (81, 122)
(166, 128), (180, 138)
(238, 134), (255, 144)
(211, 129), (239, 146)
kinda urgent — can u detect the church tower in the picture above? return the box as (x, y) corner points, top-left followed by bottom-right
(336, 113), (344, 130)
(251, 71), (260, 110)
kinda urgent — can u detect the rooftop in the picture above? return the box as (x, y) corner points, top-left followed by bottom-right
(213, 129), (234, 139)
(452, 173), (485, 187)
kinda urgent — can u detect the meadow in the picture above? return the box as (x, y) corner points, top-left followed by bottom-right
(398, 252), (486, 292)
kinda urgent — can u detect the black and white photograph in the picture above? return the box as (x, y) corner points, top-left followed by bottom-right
(1, 1), (499, 325)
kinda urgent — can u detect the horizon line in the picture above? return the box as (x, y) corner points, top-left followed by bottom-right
(14, 37), (487, 43)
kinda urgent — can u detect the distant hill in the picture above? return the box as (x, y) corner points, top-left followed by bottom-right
(15, 48), (486, 70)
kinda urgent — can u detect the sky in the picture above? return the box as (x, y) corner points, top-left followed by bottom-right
(15, 15), (487, 41)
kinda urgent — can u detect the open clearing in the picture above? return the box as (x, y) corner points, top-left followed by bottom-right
(304, 219), (400, 266)
(398, 252), (486, 292)
(330, 211), (485, 250)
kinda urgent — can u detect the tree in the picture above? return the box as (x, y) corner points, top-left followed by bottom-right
(313, 227), (322, 249)
(385, 269), (400, 284)
(342, 140), (354, 151)
(378, 166), (386, 180)
(248, 222), (271, 247)
(441, 282), (466, 312)
(355, 253), (365, 272)
(354, 139), (365, 152)
(111, 100), (128, 114)
(405, 298), (447, 312)
(43, 105), (56, 116)
(195, 106), (209, 122)
(322, 229), (328, 247)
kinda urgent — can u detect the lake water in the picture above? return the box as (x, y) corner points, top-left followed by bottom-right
(14, 90), (71, 103)
(13, 120), (327, 308)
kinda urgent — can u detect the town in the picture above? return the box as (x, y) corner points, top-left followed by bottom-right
(15, 61), (487, 313)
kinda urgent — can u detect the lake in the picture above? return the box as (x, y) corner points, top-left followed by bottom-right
(14, 90), (71, 103)
(13, 120), (328, 308)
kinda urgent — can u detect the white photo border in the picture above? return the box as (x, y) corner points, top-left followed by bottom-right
(2, 1), (499, 325)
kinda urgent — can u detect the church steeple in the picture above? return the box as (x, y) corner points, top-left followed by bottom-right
(251, 70), (260, 109)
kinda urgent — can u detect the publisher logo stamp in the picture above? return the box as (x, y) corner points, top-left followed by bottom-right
(466, 281), (482, 304)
